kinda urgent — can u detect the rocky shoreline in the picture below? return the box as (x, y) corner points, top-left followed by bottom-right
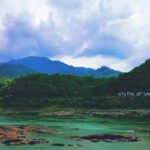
(0, 125), (84, 147)
(0, 125), (145, 146)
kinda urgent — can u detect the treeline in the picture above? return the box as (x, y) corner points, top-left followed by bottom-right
(0, 74), (100, 108)
(0, 70), (149, 109)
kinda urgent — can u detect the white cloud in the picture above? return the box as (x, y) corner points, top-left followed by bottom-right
(51, 55), (133, 72)
(0, 0), (150, 71)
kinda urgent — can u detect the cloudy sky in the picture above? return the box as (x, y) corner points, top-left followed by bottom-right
(0, 0), (150, 71)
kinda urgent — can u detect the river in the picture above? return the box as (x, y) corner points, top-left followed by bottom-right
(0, 113), (149, 150)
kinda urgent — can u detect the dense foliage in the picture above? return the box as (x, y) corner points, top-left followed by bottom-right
(0, 59), (149, 109)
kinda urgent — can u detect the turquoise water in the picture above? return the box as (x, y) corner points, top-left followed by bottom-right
(0, 113), (149, 150)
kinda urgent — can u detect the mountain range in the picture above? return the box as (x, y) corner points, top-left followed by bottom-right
(0, 58), (149, 109)
(0, 56), (121, 78)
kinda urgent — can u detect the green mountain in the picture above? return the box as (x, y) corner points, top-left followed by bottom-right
(0, 63), (36, 78)
(123, 59), (150, 78)
(118, 59), (150, 91)
(94, 59), (150, 96)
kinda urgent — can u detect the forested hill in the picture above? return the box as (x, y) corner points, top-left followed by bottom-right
(116, 59), (150, 92)
(0, 59), (149, 109)
(94, 59), (150, 96)
(124, 59), (150, 78)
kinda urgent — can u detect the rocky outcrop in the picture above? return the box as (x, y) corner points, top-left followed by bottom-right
(71, 134), (140, 143)
(52, 143), (65, 147)
(2, 138), (49, 145)
(0, 125), (63, 145)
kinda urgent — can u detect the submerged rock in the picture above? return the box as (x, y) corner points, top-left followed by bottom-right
(52, 143), (84, 147)
(52, 143), (65, 147)
(2, 138), (48, 145)
(2, 139), (24, 145)
(67, 144), (73, 146)
(71, 134), (140, 143)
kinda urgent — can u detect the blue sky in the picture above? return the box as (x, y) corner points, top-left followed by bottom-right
(0, 0), (150, 71)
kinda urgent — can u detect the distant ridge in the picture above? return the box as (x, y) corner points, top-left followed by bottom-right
(8, 56), (121, 77)
(0, 56), (121, 78)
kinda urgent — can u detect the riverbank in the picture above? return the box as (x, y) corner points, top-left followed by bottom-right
(0, 107), (150, 120)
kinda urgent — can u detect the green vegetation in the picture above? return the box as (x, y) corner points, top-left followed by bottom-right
(0, 63), (36, 78)
(0, 59), (149, 109)
(0, 74), (99, 108)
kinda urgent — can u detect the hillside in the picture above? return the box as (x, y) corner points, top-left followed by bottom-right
(0, 63), (36, 78)
(94, 59), (150, 96)
(117, 59), (150, 91)
(123, 59), (150, 78)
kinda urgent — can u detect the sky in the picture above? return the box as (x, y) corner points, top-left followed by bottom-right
(0, 0), (150, 72)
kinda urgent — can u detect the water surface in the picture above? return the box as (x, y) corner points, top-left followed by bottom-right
(0, 113), (149, 150)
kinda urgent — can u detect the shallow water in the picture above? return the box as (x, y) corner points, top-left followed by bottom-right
(0, 113), (149, 150)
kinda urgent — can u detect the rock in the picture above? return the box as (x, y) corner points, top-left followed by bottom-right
(52, 143), (65, 147)
(28, 139), (49, 145)
(2, 138), (49, 145)
(74, 128), (79, 130)
(67, 144), (73, 146)
(0, 125), (62, 145)
(2, 138), (24, 145)
(71, 134), (140, 143)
